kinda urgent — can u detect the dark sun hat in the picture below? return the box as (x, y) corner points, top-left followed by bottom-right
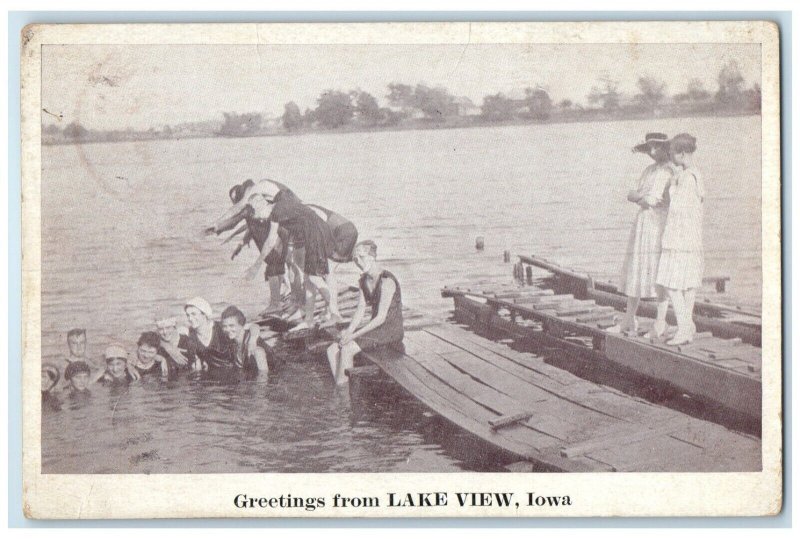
(633, 132), (669, 153)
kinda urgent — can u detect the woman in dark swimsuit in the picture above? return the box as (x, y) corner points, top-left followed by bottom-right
(326, 240), (403, 385)
(183, 297), (237, 373)
(245, 193), (335, 330)
(307, 204), (359, 326)
(131, 332), (170, 378)
(220, 306), (275, 375)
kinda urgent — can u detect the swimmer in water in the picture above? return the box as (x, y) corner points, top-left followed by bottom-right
(97, 344), (135, 386)
(131, 332), (170, 379)
(64, 360), (92, 399)
(154, 311), (195, 374)
(41, 364), (62, 412)
(220, 306), (273, 374)
(184, 297), (237, 372)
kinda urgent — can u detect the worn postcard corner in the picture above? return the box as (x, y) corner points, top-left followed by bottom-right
(20, 20), (782, 520)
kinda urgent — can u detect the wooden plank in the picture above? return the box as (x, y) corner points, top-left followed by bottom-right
(559, 416), (690, 458)
(369, 348), (606, 472)
(527, 294), (575, 306)
(425, 323), (580, 387)
(603, 334), (761, 419)
(489, 411), (534, 430)
(432, 350), (610, 442)
(518, 254), (759, 319)
(576, 307), (617, 322)
(493, 289), (554, 299)
(556, 301), (601, 316)
(374, 325), (760, 472)
(587, 434), (751, 472)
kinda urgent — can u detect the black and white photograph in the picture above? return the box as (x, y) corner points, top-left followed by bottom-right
(20, 21), (782, 518)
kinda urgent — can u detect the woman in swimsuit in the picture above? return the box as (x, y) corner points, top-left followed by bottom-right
(307, 204), (359, 327)
(183, 297), (237, 372)
(245, 193), (336, 330)
(326, 240), (403, 385)
(130, 331), (170, 378)
(219, 305), (273, 375)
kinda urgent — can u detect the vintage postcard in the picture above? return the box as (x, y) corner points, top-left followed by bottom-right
(20, 21), (781, 518)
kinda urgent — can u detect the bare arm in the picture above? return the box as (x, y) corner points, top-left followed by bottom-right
(252, 348), (269, 373)
(347, 290), (367, 333)
(339, 290), (367, 345)
(157, 355), (169, 378)
(627, 189), (643, 203)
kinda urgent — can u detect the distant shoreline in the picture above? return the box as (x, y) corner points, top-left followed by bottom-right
(42, 109), (759, 147)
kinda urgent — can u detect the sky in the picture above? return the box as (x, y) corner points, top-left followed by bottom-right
(41, 43), (761, 131)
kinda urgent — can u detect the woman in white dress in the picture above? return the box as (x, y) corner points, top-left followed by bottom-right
(618, 132), (673, 338)
(656, 133), (704, 345)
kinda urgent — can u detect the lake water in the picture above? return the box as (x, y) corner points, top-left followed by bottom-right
(40, 115), (762, 473)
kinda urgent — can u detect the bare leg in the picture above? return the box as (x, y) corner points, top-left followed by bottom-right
(666, 288), (692, 345)
(684, 287), (697, 335)
(326, 343), (340, 378)
(289, 246), (306, 308)
(651, 285), (669, 338)
(267, 276), (282, 310)
(621, 296), (640, 335)
(304, 275), (331, 325)
(335, 341), (360, 385)
(326, 262), (341, 317)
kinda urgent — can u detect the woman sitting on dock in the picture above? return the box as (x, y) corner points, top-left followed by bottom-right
(617, 132), (673, 339)
(656, 133), (705, 346)
(326, 240), (403, 385)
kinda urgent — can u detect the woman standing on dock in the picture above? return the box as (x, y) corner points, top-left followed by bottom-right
(307, 203), (359, 327)
(326, 240), (403, 385)
(657, 133), (704, 345)
(244, 192), (335, 331)
(617, 132), (673, 338)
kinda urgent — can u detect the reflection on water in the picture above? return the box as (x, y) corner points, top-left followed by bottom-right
(40, 116), (761, 473)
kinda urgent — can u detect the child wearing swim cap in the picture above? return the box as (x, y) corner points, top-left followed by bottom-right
(97, 344), (135, 385)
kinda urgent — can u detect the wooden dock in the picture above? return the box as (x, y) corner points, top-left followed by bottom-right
(442, 282), (761, 422)
(355, 323), (760, 472)
(518, 254), (761, 346)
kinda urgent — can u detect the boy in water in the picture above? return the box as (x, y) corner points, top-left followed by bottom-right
(64, 329), (93, 369)
(97, 344), (135, 386)
(220, 306), (273, 374)
(41, 365), (61, 412)
(131, 332), (170, 378)
(154, 312), (196, 374)
(64, 360), (92, 399)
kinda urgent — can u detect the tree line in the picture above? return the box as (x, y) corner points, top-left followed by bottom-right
(43, 59), (761, 143)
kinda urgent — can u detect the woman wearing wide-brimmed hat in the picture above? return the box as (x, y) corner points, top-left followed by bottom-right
(615, 132), (673, 338)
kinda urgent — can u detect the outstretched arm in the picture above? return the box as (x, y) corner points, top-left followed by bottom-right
(339, 290), (367, 345)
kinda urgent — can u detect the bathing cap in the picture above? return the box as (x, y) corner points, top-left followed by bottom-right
(103, 344), (129, 361)
(184, 297), (213, 319)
